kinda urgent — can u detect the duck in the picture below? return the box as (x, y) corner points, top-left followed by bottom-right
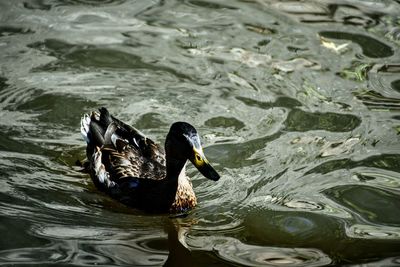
(80, 107), (220, 214)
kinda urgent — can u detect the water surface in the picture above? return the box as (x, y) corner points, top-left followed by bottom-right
(1, 0), (400, 266)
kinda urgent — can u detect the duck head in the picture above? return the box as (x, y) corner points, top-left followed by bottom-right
(165, 122), (220, 181)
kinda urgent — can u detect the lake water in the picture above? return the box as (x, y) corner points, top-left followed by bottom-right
(1, 0), (400, 266)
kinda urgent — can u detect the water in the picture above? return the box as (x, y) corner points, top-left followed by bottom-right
(1, 0), (400, 266)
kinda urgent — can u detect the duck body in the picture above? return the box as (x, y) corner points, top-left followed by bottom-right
(80, 108), (219, 214)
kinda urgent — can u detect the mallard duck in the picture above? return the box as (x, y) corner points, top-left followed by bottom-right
(80, 108), (220, 214)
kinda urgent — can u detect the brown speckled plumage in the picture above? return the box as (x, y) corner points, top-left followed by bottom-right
(81, 108), (219, 214)
(170, 169), (197, 213)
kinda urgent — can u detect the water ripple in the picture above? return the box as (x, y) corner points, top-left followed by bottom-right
(188, 236), (332, 267)
(346, 224), (400, 240)
(319, 31), (394, 58)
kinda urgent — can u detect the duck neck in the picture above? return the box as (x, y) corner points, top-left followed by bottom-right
(166, 157), (187, 182)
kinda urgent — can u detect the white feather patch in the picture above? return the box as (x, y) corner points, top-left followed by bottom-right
(132, 137), (139, 148)
(80, 114), (91, 143)
(92, 148), (115, 188)
(111, 133), (118, 148)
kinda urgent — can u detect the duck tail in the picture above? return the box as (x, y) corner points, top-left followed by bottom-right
(92, 146), (116, 190)
(80, 113), (92, 144)
(99, 107), (113, 128)
(81, 107), (112, 146)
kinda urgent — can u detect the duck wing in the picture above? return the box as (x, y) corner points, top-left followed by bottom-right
(108, 112), (166, 167)
(81, 107), (167, 184)
(91, 144), (174, 212)
(101, 133), (166, 182)
(81, 107), (166, 167)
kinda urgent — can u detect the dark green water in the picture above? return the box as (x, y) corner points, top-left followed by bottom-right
(1, 0), (400, 266)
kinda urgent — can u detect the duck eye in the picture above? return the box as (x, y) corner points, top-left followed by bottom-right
(195, 153), (202, 162)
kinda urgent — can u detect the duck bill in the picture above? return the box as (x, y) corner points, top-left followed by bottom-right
(195, 160), (220, 181)
(190, 147), (220, 181)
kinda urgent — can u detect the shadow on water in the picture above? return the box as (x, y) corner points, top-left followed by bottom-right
(243, 209), (400, 264)
(324, 185), (400, 226)
(354, 90), (400, 111)
(165, 218), (333, 267)
(0, 26), (34, 36)
(23, 0), (127, 10)
(392, 80), (400, 92)
(305, 154), (400, 175)
(285, 109), (361, 132)
(236, 96), (302, 109)
(16, 93), (97, 127)
(319, 31), (394, 58)
(208, 131), (282, 169)
(28, 39), (192, 81)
